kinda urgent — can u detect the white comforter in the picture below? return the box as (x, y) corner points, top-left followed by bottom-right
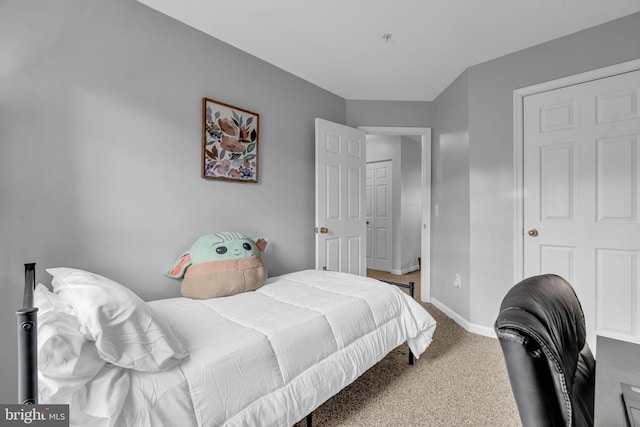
(118, 270), (436, 427)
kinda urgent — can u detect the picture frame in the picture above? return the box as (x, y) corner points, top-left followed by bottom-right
(202, 97), (260, 182)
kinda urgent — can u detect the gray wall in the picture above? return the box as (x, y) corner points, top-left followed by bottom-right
(431, 71), (470, 319)
(400, 136), (422, 273)
(346, 100), (434, 128)
(467, 11), (640, 330)
(429, 11), (640, 330)
(0, 0), (345, 403)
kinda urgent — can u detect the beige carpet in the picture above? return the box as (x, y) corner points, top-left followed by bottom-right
(293, 270), (521, 427)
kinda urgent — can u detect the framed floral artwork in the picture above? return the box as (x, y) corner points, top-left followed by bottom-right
(202, 98), (259, 182)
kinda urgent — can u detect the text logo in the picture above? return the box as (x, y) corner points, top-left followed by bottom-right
(0, 405), (68, 426)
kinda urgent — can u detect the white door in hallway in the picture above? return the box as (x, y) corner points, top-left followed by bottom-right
(315, 118), (367, 275)
(366, 161), (393, 272)
(523, 69), (640, 348)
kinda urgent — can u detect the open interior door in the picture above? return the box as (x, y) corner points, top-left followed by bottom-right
(315, 118), (367, 275)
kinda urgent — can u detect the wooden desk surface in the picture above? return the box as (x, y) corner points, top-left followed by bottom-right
(595, 336), (640, 427)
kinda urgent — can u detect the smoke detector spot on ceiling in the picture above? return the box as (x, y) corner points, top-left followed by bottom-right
(382, 33), (392, 43)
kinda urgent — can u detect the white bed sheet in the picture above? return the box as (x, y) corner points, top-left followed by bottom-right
(117, 269), (436, 427)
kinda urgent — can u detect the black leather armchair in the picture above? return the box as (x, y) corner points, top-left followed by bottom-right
(494, 274), (595, 427)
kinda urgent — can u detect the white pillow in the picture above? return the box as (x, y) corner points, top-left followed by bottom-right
(35, 285), (106, 401)
(33, 283), (74, 318)
(47, 267), (187, 372)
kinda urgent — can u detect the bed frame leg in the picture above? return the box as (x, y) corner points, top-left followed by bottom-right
(17, 262), (38, 404)
(17, 308), (38, 404)
(306, 412), (313, 427)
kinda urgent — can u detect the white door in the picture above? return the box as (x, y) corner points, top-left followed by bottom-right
(315, 118), (367, 275)
(366, 161), (393, 272)
(523, 69), (640, 348)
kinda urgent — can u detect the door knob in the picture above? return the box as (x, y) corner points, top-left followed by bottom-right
(528, 229), (538, 237)
(314, 227), (329, 234)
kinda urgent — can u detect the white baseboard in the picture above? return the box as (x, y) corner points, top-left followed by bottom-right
(469, 323), (497, 339)
(430, 297), (496, 339)
(390, 264), (420, 276)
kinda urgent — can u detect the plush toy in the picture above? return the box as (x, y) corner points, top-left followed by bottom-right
(166, 231), (268, 299)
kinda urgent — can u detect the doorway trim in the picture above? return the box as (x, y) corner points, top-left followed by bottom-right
(513, 58), (640, 285)
(359, 126), (432, 303)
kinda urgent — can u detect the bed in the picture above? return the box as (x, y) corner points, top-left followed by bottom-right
(16, 263), (436, 427)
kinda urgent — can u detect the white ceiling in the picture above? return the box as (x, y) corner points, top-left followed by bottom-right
(137, 0), (640, 101)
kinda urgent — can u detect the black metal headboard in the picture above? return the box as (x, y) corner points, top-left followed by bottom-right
(16, 263), (38, 404)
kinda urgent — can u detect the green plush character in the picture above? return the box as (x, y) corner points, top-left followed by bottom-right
(167, 232), (268, 299)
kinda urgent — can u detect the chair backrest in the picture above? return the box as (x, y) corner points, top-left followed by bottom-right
(494, 274), (595, 427)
